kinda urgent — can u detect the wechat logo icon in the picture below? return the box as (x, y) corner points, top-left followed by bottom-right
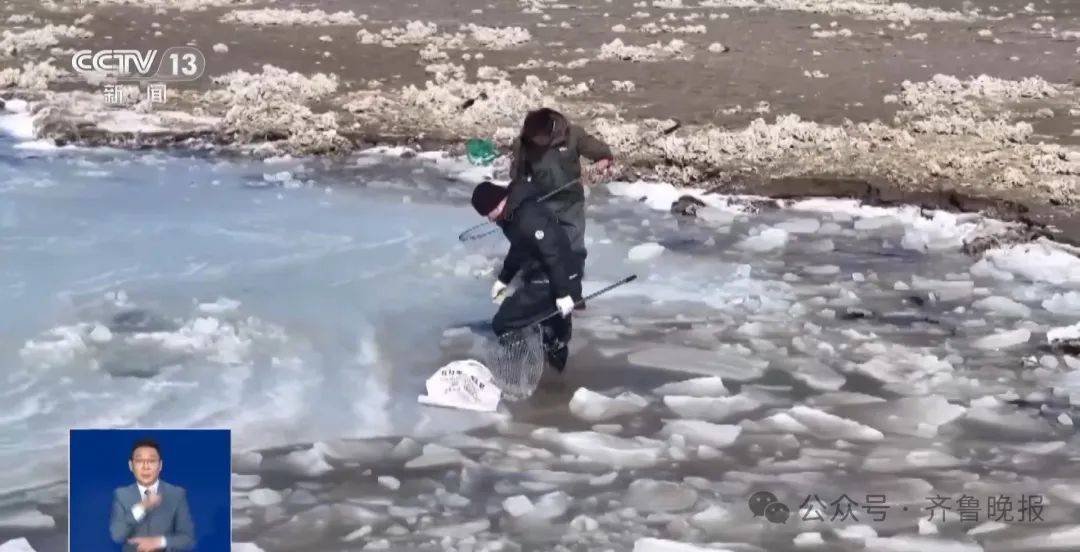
(748, 491), (791, 524)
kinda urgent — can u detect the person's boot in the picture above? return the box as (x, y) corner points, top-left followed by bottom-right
(545, 340), (569, 372)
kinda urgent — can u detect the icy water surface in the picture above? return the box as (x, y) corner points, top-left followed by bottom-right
(2, 103), (1080, 551)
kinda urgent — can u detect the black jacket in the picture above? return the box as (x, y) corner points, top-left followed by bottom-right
(497, 199), (580, 300)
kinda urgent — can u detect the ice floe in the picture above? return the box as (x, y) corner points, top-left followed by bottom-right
(663, 394), (762, 422)
(569, 388), (649, 422)
(0, 539), (35, 552)
(532, 429), (665, 468)
(660, 420), (741, 448)
(653, 376), (728, 397)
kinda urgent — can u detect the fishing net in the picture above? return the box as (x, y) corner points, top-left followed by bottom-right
(482, 323), (547, 401)
(458, 221), (500, 242)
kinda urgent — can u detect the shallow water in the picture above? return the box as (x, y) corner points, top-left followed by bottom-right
(2, 106), (1079, 551)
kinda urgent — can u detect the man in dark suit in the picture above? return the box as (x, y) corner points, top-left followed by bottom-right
(109, 439), (195, 551)
(471, 181), (582, 371)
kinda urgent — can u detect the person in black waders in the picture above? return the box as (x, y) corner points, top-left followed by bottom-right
(471, 181), (581, 372)
(504, 107), (613, 307)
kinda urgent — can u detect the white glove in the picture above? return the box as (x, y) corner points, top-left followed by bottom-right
(555, 296), (575, 318)
(491, 280), (509, 304)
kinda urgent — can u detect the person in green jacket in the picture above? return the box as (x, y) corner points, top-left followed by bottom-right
(497, 108), (613, 304)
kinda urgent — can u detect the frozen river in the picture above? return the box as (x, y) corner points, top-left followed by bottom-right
(1, 100), (1079, 551)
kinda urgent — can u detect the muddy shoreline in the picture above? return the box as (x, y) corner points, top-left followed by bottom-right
(3, 0), (1078, 244)
(15, 118), (1080, 248)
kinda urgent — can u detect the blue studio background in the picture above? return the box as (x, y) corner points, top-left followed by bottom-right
(69, 429), (231, 551)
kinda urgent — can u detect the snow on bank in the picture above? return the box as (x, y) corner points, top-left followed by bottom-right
(599, 38), (690, 62)
(0, 24), (93, 56)
(356, 21), (530, 50)
(0, 60), (67, 91)
(695, 0), (972, 22)
(0, 99), (34, 140)
(206, 64), (346, 154)
(221, 9), (365, 26)
(80, 0), (253, 9)
(607, 180), (1017, 253)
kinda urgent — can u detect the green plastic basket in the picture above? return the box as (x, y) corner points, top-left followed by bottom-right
(466, 138), (497, 166)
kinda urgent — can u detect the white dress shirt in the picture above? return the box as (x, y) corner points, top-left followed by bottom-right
(130, 480), (166, 548)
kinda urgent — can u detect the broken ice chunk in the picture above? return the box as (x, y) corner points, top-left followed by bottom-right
(776, 218), (821, 234)
(232, 473), (260, 491)
(628, 242), (666, 262)
(972, 296), (1031, 318)
(967, 521), (1007, 536)
(736, 228), (788, 252)
(0, 509), (54, 530)
(0, 539), (36, 552)
(1048, 322), (1080, 345)
(422, 519), (491, 538)
(249, 488), (283, 507)
(502, 495), (534, 517)
(864, 448), (964, 472)
(834, 524), (878, 543)
(531, 428), (665, 468)
(776, 359), (845, 391)
(1050, 483), (1080, 505)
(863, 536), (982, 552)
(519, 491), (570, 521)
(627, 479), (699, 512)
(975, 244), (1080, 286)
(628, 346), (768, 380)
(972, 328), (1031, 350)
(805, 265), (840, 276)
(232, 451), (262, 473)
(1043, 291), (1080, 316)
(988, 525), (1080, 551)
(404, 443), (470, 470)
(663, 394), (762, 422)
(962, 406), (1055, 439)
(741, 412), (811, 434)
(698, 207), (737, 226)
(653, 376), (728, 397)
(787, 406), (884, 441)
(807, 392), (886, 407)
(852, 347), (953, 389)
(794, 532), (824, 547)
(314, 439), (394, 464)
(569, 388), (648, 422)
(911, 275), (974, 301)
(661, 420), (741, 448)
(843, 395), (966, 438)
(633, 538), (726, 551)
(262, 447), (333, 477)
(854, 215), (900, 231)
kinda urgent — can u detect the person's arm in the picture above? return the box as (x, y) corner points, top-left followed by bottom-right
(572, 125), (612, 162)
(162, 489), (195, 550)
(524, 207), (574, 300)
(109, 491), (140, 544)
(497, 241), (526, 285)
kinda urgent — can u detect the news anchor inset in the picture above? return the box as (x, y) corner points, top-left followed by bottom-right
(109, 438), (195, 551)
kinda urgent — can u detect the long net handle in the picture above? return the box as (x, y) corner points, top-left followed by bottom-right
(530, 274), (638, 327)
(535, 176), (581, 202)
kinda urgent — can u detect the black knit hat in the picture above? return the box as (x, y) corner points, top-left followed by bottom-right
(471, 181), (509, 216)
